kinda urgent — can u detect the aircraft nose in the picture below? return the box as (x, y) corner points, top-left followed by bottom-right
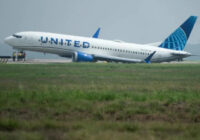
(4, 36), (14, 45)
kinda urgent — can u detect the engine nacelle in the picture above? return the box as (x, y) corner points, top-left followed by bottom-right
(72, 52), (94, 62)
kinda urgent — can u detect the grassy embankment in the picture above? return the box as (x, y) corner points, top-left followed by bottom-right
(0, 63), (200, 140)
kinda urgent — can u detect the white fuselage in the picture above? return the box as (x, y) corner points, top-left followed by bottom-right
(4, 31), (191, 62)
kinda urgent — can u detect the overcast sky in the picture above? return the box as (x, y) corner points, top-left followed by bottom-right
(0, 0), (200, 58)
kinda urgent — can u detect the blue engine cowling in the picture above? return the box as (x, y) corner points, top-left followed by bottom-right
(72, 52), (94, 62)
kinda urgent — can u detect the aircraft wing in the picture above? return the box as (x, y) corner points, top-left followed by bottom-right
(93, 54), (142, 63)
(145, 42), (161, 46)
(93, 51), (156, 63)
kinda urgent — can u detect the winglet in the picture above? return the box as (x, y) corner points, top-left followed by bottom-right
(144, 51), (156, 64)
(92, 28), (101, 38)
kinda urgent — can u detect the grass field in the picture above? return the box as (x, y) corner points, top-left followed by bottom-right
(0, 63), (200, 140)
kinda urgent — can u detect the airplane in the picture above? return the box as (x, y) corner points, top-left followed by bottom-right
(4, 16), (197, 63)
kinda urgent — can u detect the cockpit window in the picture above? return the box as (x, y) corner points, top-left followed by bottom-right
(13, 34), (22, 38)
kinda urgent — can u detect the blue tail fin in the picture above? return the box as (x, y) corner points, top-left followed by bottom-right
(159, 16), (197, 51)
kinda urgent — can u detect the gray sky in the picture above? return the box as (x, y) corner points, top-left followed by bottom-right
(0, 0), (200, 58)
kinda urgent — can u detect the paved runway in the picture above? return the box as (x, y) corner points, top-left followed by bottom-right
(2, 59), (200, 64)
(6, 59), (72, 64)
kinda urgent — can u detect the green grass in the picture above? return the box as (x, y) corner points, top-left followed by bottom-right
(0, 63), (200, 140)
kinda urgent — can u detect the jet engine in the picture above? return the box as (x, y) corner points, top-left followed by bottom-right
(72, 52), (94, 62)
